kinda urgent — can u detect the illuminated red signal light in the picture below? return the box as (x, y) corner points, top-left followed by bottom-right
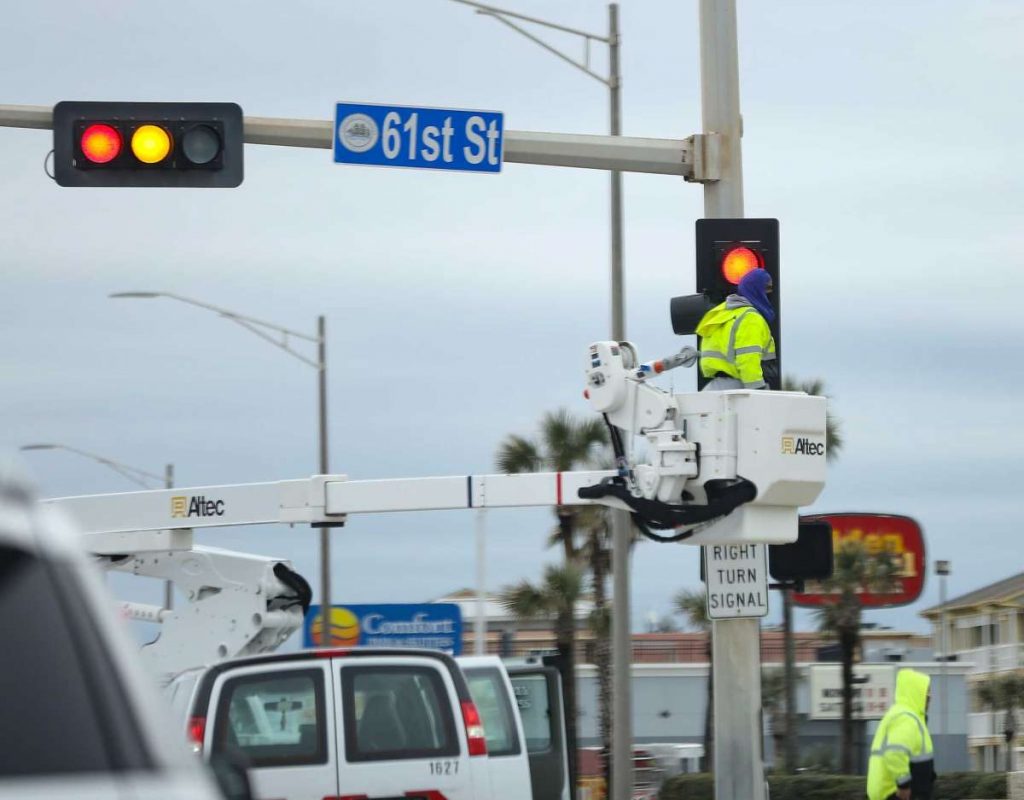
(80, 123), (122, 164)
(720, 245), (763, 285)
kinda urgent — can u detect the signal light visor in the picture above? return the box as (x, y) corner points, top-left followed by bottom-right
(131, 125), (172, 164)
(720, 245), (763, 285)
(80, 124), (122, 164)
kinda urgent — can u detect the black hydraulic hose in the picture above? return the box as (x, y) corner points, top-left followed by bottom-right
(273, 562), (313, 613)
(578, 476), (757, 532)
(631, 513), (695, 543)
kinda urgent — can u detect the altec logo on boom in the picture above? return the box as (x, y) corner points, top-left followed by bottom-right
(170, 495), (226, 518)
(781, 436), (825, 456)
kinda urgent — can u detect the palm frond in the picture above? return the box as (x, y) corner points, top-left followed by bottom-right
(499, 579), (552, 619)
(782, 374), (844, 462)
(496, 434), (543, 474)
(543, 562), (585, 605)
(541, 408), (608, 472)
(673, 588), (710, 631)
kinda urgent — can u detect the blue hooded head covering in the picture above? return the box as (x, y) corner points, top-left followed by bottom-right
(737, 268), (775, 323)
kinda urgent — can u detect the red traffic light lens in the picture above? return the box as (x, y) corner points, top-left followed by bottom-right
(721, 246), (763, 285)
(80, 124), (122, 164)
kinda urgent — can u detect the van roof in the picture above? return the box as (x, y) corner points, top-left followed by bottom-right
(188, 646), (473, 716)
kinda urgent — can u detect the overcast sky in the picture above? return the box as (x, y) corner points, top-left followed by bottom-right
(2, 0), (1022, 641)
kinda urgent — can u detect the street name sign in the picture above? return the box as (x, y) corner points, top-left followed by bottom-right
(334, 102), (503, 173)
(704, 543), (769, 620)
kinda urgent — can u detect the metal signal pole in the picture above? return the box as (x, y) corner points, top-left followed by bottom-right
(698, 2), (766, 799)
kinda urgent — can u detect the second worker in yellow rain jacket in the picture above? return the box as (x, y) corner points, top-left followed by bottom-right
(696, 267), (776, 390)
(867, 668), (936, 800)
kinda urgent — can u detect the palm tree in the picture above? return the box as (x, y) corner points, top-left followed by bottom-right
(500, 563), (585, 793)
(577, 504), (614, 785)
(675, 588), (713, 770)
(496, 408), (608, 794)
(779, 375), (844, 774)
(496, 408), (608, 562)
(977, 674), (1024, 772)
(813, 541), (900, 773)
(761, 667), (786, 771)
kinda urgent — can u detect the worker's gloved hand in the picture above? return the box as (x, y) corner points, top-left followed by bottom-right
(675, 346), (698, 368)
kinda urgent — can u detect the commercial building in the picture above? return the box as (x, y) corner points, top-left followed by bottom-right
(921, 570), (1024, 771)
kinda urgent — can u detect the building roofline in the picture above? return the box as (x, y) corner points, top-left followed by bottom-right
(919, 571), (1024, 617)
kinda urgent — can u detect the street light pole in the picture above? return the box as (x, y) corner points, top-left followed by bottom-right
(111, 292), (332, 644)
(452, 4), (629, 795)
(317, 314), (331, 639)
(19, 443), (176, 607)
(936, 560), (951, 746)
(164, 462), (175, 608)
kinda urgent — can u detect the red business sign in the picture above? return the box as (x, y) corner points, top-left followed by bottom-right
(793, 513), (925, 608)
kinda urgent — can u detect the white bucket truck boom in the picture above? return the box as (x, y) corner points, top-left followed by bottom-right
(47, 341), (827, 679)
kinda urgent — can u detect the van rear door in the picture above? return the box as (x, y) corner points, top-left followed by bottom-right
(204, 660), (338, 800)
(333, 654), (489, 800)
(458, 655), (532, 800)
(506, 663), (570, 800)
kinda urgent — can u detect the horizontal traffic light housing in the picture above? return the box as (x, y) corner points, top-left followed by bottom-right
(53, 101), (243, 188)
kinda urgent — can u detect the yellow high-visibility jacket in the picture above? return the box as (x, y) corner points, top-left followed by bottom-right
(695, 300), (776, 388)
(867, 668), (935, 800)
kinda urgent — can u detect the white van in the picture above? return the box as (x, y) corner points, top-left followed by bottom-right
(457, 655), (532, 800)
(165, 647), (494, 800)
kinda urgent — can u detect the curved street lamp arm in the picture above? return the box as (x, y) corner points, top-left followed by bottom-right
(451, 0), (608, 42)
(451, 0), (611, 86)
(480, 10), (611, 87)
(112, 291), (322, 369)
(22, 444), (163, 488)
(158, 293), (319, 344)
(227, 316), (321, 370)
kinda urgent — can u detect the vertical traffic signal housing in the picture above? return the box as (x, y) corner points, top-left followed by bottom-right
(53, 101), (243, 188)
(695, 218), (780, 389)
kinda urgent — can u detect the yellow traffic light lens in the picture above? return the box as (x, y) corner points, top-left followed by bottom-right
(131, 125), (172, 164)
(721, 246), (763, 285)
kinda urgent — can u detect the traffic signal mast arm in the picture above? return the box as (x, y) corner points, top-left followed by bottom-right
(0, 103), (720, 181)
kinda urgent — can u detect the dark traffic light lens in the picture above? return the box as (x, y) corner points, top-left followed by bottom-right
(721, 246), (763, 285)
(80, 124), (122, 164)
(181, 125), (222, 165)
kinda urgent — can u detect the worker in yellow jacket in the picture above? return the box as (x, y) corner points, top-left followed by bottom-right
(867, 668), (936, 800)
(695, 268), (776, 390)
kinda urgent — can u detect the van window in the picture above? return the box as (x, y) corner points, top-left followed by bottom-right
(342, 664), (459, 762)
(463, 666), (521, 757)
(512, 675), (553, 753)
(212, 669), (327, 768)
